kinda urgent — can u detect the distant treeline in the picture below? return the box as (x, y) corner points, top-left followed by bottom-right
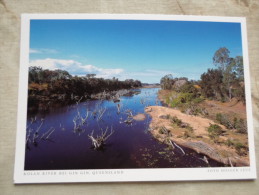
(160, 47), (245, 103)
(28, 66), (142, 112)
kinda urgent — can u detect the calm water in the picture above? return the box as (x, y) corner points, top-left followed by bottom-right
(25, 88), (223, 170)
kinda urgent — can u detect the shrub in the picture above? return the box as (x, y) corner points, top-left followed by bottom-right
(158, 128), (165, 134)
(170, 116), (182, 126)
(192, 97), (204, 104)
(215, 113), (233, 129)
(233, 118), (247, 134)
(208, 124), (223, 140)
(225, 139), (234, 147)
(234, 142), (247, 155)
(169, 93), (194, 107)
(216, 113), (224, 124)
(216, 113), (247, 134)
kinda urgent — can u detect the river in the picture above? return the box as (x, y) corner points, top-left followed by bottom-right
(25, 88), (224, 170)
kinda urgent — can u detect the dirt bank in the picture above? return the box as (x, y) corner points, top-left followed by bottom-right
(133, 113), (146, 121)
(145, 106), (249, 167)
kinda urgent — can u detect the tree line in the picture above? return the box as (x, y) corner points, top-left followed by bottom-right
(160, 47), (245, 103)
(28, 66), (142, 112)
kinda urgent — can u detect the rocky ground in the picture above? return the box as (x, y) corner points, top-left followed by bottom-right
(145, 103), (249, 167)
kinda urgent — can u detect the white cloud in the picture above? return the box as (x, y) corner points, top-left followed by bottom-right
(122, 69), (175, 78)
(29, 49), (41, 54)
(29, 58), (193, 83)
(30, 48), (58, 54)
(29, 58), (124, 79)
(113, 69), (177, 83)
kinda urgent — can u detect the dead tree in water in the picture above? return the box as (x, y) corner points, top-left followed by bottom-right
(72, 107), (89, 133)
(123, 109), (133, 125)
(116, 104), (121, 114)
(88, 127), (114, 149)
(97, 107), (106, 121)
(40, 127), (55, 140)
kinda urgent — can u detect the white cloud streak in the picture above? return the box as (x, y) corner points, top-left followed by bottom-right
(30, 48), (58, 54)
(29, 58), (124, 79)
(118, 69), (176, 82)
(29, 58), (192, 83)
(29, 49), (41, 54)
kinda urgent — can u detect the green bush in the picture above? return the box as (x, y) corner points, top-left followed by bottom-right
(169, 93), (194, 107)
(225, 139), (247, 155)
(192, 97), (204, 104)
(208, 124), (223, 139)
(170, 116), (183, 126)
(234, 142), (247, 155)
(216, 113), (224, 124)
(215, 113), (233, 129)
(225, 139), (234, 147)
(234, 142), (245, 150)
(233, 117), (247, 134)
(216, 113), (247, 133)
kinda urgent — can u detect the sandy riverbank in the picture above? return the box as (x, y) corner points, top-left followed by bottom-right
(145, 105), (249, 167)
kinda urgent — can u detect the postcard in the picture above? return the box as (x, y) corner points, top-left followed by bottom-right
(14, 14), (256, 183)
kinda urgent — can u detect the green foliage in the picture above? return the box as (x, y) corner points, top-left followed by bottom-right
(169, 116), (193, 133)
(234, 142), (245, 151)
(233, 142), (248, 155)
(164, 90), (205, 116)
(208, 124), (223, 140)
(192, 96), (204, 104)
(233, 117), (247, 134)
(170, 116), (183, 126)
(28, 66), (142, 112)
(158, 128), (165, 134)
(225, 139), (234, 147)
(233, 56), (244, 81)
(213, 47), (231, 71)
(179, 83), (199, 95)
(216, 113), (247, 133)
(232, 85), (245, 103)
(200, 68), (224, 101)
(216, 113), (235, 129)
(225, 139), (247, 155)
(200, 47), (245, 102)
(160, 74), (174, 90)
(169, 93), (195, 108)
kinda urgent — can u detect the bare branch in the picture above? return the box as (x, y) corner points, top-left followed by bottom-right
(88, 126), (114, 149)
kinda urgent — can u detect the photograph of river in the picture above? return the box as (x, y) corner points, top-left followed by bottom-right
(25, 87), (224, 170)
(16, 15), (255, 178)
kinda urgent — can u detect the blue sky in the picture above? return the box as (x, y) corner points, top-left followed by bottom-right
(29, 19), (243, 83)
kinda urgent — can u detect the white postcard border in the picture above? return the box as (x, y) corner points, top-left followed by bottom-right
(14, 14), (257, 184)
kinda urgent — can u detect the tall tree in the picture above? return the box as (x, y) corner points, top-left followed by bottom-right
(200, 69), (224, 100)
(213, 47), (231, 71)
(233, 56), (244, 81)
(160, 74), (174, 90)
(213, 47), (238, 100)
